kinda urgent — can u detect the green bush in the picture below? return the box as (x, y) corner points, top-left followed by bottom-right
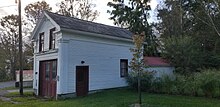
(159, 75), (175, 94)
(127, 69), (220, 98)
(150, 77), (163, 93)
(0, 69), (10, 82)
(126, 71), (154, 91)
(194, 69), (220, 97)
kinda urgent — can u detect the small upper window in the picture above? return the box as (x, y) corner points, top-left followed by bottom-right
(120, 59), (128, 77)
(39, 32), (44, 52)
(49, 28), (56, 50)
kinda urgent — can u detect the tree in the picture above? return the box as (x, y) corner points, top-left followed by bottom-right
(0, 15), (19, 80)
(108, 0), (151, 34)
(144, 24), (160, 56)
(156, 0), (220, 52)
(161, 36), (205, 75)
(57, 0), (99, 21)
(0, 42), (9, 81)
(108, 0), (159, 56)
(129, 33), (146, 105)
(156, 0), (220, 72)
(156, 0), (184, 38)
(24, 1), (52, 24)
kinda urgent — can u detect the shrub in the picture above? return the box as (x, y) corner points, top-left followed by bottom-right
(127, 69), (220, 98)
(0, 69), (10, 82)
(159, 75), (175, 94)
(161, 36), (203, 75)
(126, 71), (154, 91)
(150, 77), (163, 93)
(194, 69), (220, 97)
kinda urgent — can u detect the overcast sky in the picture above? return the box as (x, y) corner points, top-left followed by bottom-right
(0, 0), (159, 26)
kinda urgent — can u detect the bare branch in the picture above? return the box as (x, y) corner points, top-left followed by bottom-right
(198, 0), (220, 37)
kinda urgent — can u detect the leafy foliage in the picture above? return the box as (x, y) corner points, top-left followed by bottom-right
(129, 69), (220, 98)
(156, 0), (220, 72)
(57, 0), (99, 21)
(0, 15), (20, 80)
(126, 71), (154, 91)
(129, 33), (146, 104)
(129, 34), (146, 73)
(108, 0), (159, 56)
(24, 1), (52, 23)
(161, 36), (203, 74)
(107, 0), (151, 34)
(0, 13), (34, 80)
(193, 69), (220, 97)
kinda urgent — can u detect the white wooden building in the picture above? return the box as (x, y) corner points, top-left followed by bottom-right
(32, 11), (133, 98)
(144, 57), (174, 77)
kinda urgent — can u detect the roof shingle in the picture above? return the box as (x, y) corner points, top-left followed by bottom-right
(46, 11), (133, 39)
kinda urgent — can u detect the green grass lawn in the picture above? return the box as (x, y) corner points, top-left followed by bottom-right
(2, 88), (220, 107)
(0, 86), (33, 91)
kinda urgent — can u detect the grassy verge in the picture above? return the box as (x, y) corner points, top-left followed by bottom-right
(2, 88), (220, 107)
(0, 86), (32, 91)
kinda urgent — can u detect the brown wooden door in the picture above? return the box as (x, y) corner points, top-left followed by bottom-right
(39, 59), (57, 97)
(76, 66), (89, 96)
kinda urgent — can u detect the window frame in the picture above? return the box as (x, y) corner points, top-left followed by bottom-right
(120, 59), (128, 77)
(49, 27), (56, 50)
(39, 32), (44, 52)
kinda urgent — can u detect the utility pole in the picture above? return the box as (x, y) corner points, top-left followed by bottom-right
(138, 65), (141, 105)
(179, 0), (183, 37)
(17, 0), (23, 95)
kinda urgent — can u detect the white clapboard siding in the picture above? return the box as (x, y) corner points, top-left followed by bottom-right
(56, 32), (133, 94)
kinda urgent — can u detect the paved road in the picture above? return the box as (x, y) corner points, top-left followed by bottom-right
(0, 81), (15, 89)
(0, 81), (33, 97)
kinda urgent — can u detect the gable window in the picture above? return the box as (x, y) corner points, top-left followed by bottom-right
(120, 59), (128, 77)
(49, 27), (56, 50)
(39, 32), (44, 52)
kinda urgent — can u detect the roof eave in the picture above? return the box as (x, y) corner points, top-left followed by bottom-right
(31, 11), (61, 40)
(61, 27), (133, 43)
(31, 12), (46, 40)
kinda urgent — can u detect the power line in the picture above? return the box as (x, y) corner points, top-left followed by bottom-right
(0, 5), (17, 9)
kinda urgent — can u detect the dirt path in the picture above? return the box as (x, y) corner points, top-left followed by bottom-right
(0, 81), (18, 104)
(0, 81), (14, 97)
(0, 90), (19, 104)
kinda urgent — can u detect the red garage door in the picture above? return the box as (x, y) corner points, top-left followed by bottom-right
(39, 59), (57, 98)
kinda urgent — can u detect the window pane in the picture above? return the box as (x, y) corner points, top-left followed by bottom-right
(52, 61), (57, 79)
(52, 40), (55, 49)
(121, 62), (126, 68)
(120, 59), (128, 77)
(45, 62), (50, 79)
(121, 69), (125, 77)
(39, 32), (44, 52)
(49, 28), (56, 49)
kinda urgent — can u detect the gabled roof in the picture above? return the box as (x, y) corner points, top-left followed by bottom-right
(45, 11), (133, 39)
(144, 57), (171, 67)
